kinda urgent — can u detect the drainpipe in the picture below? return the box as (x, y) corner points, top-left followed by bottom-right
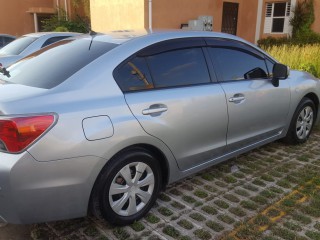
(64, 0), (68, 21)
(33, 13), (39, 32)
(56, 0), (60, 19)
(149, 0), (152, 33)
(289, 0), (297, 37)
(255, 0), (263, 44)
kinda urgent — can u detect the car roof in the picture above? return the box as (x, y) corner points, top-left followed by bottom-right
(0, 34), (16, 38)
(86, 29), (243, 44)
(23, 32), (81, 38)
(85, 29), (257, 49)
(82, 30), (274, 60)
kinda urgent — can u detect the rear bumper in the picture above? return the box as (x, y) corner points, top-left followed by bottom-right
(0, 151), (105, 224)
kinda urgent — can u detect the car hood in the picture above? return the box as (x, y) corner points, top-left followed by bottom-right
(0, 55), (21, 68)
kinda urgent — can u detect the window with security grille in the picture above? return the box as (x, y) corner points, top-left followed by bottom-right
(264, 2), (291, 34)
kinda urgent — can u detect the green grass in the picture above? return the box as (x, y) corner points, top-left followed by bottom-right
(130, 221), (145, 232)
(306, 230), (320, 240)
(250, 195), (269, 205)
(193, 229), (212, 240)
(201, 205), (218, 215)
(145, 213), (160, 224)
(253, 215), (270, 226)
(229, 207), (247, 217)
(182, 195), (196, 204)
(263, 44), (320, 78)
(163, 225), (180, 239)
(159, 193), (171, 202)
(171, 201), (186, 210)
(113, 228), (130, 240)
(260, 189), (277, 199)
(223, 194), (240, 203)
(201, 173), (215, 181)
(234, 189), (250, 197)
(83, 226), (99, 237)
(217, 214), (235, 224)
(189, 212), (206, 222)
(291, 212), (312, 225)
(194, 190), (208, 199)
(206, 220), (224, 232)
(283, 221), (302, 232)
(177, 219), (194, 230)
(240, 200), (258, 211)
(266, 208), (281, 218)
(158, 207), (173, 216)
(252, 179), (267, 187)
(214, 199), (229, 209)
(204, 185), (218, 192)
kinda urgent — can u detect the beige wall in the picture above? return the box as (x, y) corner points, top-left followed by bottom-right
(91, 0), (282, 43)
(147, 0), (258, 43)
(90, 0), (145, 32)
(0, 0), (54, 36)
(312, 0), (320, 33)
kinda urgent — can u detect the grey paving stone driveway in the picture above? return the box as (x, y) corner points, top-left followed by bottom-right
(2, 128), (320, 240)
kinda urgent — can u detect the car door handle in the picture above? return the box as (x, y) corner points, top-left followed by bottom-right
(229, 96), (245, 102)
(142, 106), (168, 115)
(229, 94), (246, 103)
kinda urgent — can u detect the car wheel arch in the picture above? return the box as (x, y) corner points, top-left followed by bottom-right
(304, 92), (319, 120)
(88, 143), (169, 214)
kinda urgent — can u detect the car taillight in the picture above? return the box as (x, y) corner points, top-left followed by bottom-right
(0, 115), (55, 153)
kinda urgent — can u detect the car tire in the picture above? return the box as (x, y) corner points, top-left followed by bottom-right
(283, 97), (316, 144)
(90, 148), (161, 225)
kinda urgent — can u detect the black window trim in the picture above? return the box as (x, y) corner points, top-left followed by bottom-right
(205, 37), (266, 59)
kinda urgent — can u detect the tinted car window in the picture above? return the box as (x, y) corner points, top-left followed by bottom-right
(146, 48), (210, 88)
(114, 57), (153, 92)
(0, 36), (37, 55)
(4, 37), (15, 45)
(0, 37), (4, 48)
(41, 36), (70, 48)
(209, 48), (268, 81)
(0, 39), (118, 89)
(3, 36), (15, 46)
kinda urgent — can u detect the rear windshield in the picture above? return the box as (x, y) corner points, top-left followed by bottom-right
(0, 38), (118, 89)
(0, 36), (37, 55)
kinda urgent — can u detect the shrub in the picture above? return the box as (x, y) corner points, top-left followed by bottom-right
(41, 8), (89, 33)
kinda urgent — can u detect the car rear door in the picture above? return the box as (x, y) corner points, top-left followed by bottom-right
(113, 38), (228, 171)
(206, 38), (290, 151)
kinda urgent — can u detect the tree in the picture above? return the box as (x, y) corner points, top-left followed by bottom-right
(41, 0), (90, 33)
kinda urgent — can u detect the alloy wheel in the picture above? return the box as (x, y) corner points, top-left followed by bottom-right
(296, 106), (313, 140)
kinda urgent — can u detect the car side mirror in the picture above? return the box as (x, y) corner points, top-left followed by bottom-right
(272, 63), (289, 87)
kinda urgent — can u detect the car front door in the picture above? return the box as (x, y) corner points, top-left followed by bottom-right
(206, 39), (290, 151)
(113, 38), (228, 171)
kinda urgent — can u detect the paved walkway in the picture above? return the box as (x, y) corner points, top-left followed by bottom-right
(0, 223), (32, 240)
(2, 128), (320, 240)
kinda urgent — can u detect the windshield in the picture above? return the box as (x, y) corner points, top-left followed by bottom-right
(0, 38), (118, 89)
(0, 36), (37, 55)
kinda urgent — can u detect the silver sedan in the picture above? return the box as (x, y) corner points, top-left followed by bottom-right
(0, 30), (319, 225)
(0, 32), (80, 67)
